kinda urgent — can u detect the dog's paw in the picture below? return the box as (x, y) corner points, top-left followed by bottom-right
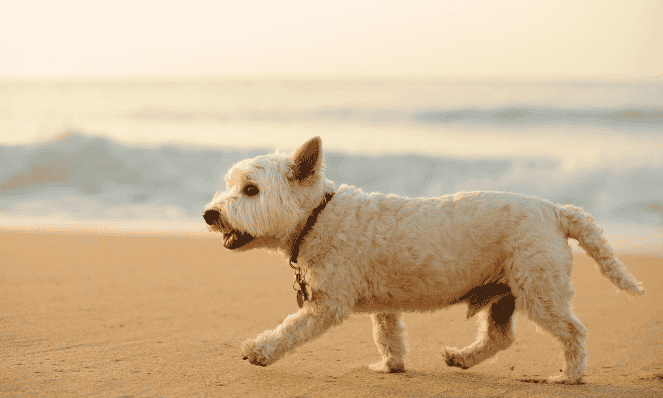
(369, 361), (405, 373)
(240, 338), (274, 367)
(443, 347), (470, 370)
(545, 374), (584, 385)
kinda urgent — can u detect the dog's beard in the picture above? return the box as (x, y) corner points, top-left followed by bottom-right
(222, 230), (254, 250)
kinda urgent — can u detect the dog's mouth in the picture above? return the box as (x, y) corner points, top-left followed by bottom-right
(222, 230), (254, 250)
(203, 209), (255, 250)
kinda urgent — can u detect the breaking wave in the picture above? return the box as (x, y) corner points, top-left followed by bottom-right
(1, 132), (661, 227)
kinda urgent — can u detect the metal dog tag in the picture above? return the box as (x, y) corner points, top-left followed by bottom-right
(296, 290), (304, 308)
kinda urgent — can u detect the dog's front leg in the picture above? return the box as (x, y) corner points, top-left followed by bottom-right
(241, 299), (350, 366)
(370, 311), (407, 373)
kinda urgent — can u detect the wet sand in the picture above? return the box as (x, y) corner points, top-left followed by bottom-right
(1, 228), (661, 397)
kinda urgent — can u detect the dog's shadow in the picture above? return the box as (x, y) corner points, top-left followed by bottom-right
(316, 366), (650, 398)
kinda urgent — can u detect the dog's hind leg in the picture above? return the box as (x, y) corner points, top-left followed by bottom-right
(369, 311), (407, 373)
(511, 250), (587, 384)
(524, 308), (586, 384)
(518, 290), (587, 384)
(444, 293), (516, 370)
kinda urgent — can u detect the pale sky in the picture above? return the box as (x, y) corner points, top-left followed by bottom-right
(0, 0), (661, 78)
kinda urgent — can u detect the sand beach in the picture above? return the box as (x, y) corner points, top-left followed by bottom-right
(1, 227), (661, 397)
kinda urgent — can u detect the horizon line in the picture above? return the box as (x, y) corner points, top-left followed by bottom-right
(1, 73), (660, 83)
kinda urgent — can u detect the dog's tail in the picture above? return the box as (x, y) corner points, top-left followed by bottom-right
(558, 204), (646, 297)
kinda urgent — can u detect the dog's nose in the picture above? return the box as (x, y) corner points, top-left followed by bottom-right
(203, 209), (220, 225)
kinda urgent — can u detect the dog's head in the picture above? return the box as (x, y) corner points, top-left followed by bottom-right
(203, 136), (334, 251)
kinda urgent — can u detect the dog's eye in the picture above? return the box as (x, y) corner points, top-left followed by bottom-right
(243, 184), (259, 197)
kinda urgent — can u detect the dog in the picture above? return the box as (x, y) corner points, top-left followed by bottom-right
(203, 136), (645, 384)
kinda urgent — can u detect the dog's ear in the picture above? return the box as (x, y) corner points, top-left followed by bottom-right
(291, 136), (322, 181)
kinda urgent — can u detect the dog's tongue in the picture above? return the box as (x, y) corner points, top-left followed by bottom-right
(222, 230), (254, 250)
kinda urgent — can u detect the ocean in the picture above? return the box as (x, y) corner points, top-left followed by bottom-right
(1, 78), (661, 250)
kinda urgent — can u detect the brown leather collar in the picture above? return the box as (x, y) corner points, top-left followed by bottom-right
(289, 191), (335, 307)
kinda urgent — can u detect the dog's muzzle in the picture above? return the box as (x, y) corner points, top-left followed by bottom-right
(202, 209), (255, 250)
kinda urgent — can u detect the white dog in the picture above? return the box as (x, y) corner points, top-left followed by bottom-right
(203, 137), (645, 384)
